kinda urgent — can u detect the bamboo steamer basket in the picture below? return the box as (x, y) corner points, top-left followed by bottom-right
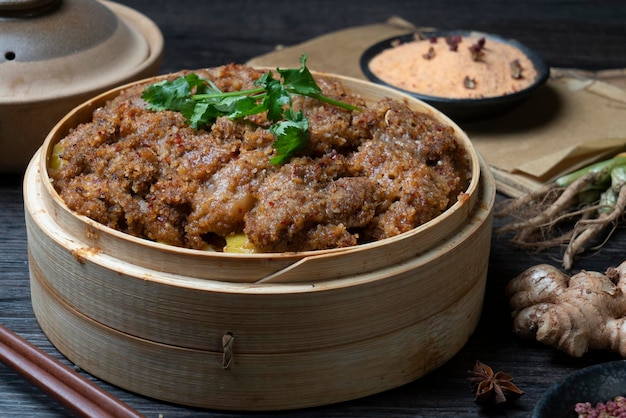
(27, 72), (483, 284)
(24, 70), (496, 411)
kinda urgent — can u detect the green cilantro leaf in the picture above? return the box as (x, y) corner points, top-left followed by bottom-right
(269, 110), (309, 165)
(277, 55), (322, 97)
(259, 75), (292, 122)
(142, 73), (209, 112)
(141, 55), (360, 165)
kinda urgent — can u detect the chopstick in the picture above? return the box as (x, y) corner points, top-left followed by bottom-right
(0, 324), (144, 418)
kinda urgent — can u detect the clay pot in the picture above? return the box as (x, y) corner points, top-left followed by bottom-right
(0, 0), (163, 172)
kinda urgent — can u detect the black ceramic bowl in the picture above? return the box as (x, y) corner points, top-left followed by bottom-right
(533, 361), (626, 418)
(360, 30), (550, 123)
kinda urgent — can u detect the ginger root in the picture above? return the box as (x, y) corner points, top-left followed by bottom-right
(506, 261), (626, 357)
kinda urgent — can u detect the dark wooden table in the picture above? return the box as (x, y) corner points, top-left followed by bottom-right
(2, 1), (626, 416)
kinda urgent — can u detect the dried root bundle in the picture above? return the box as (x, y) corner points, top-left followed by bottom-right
(497, 154), (626, 270)
(507, 262), (626, 357)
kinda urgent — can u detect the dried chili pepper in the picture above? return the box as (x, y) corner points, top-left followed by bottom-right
(468, 37), (486, 61)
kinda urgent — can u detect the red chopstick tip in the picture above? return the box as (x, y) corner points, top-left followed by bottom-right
(0, 324), (144, 418)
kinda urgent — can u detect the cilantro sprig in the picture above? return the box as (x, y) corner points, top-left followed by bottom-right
(141, 55), (360, 165)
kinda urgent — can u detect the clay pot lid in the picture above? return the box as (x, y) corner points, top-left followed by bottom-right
(0, 0), (160, 102)
(0, 0), (61, 16)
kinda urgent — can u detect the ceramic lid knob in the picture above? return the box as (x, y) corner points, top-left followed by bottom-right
(0, 0), (61, 17)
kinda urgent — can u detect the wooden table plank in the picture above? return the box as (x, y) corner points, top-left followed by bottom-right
(2, 1), (626, 416)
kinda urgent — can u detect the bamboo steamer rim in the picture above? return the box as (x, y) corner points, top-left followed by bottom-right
(27, 150), (493, 295)
(39, 69), (481, 263)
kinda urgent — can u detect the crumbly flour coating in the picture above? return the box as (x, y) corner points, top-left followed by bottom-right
(50, 64), (470, 252)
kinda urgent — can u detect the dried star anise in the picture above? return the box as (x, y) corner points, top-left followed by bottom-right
(467, 360), (525, 405)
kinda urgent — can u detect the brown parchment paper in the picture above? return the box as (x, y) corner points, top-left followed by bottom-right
(247, 17), (626, 197)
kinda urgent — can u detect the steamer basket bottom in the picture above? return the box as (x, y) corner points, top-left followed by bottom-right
(30, 258), (486, 411)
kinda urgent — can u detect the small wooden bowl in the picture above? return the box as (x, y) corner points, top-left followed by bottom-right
(24, 71), (495, 410)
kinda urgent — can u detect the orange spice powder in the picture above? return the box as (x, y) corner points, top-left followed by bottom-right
(368, 35), (538, 99)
